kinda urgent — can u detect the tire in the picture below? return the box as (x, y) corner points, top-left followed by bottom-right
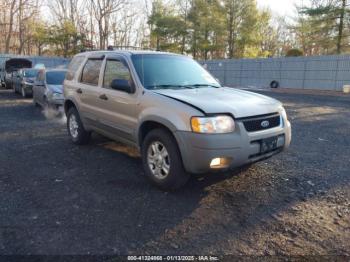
(141, 128), (190, 191)
(66, 107), (91, 145)
(270, 80), (279, 89)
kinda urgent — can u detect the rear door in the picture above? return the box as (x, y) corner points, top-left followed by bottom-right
(96, 55), (140, 143)
(76, 55), (104, 125)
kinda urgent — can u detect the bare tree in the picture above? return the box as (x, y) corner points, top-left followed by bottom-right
(89, 0), (126, 49)
(4, 0), (19, 53)
(17, 0), (40, 54)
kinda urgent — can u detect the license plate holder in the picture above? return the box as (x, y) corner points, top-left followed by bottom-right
(260, 137), (278, 154)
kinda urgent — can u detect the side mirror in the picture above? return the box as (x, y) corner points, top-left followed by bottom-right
(110, 79), (134, 93)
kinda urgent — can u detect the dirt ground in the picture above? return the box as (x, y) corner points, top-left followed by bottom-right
(0, 89), (349, 258)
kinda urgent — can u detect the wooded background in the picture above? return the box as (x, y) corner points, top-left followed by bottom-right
(0, 0), (349, 59)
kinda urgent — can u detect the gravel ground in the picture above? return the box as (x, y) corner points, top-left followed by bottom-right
(0, 89), (349, 257)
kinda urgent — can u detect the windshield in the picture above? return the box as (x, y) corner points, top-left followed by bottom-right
(23, 69), (39, 78)
(46, 71), (66, 85)
(131, 54), (221, 90)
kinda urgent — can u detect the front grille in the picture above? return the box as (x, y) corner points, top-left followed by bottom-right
(242, 114), (281, 132)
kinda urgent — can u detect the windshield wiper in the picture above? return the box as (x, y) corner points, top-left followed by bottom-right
(185, 84), (221, 88)
(146, 84), (194, 90)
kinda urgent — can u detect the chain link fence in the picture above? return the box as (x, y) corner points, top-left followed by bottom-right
(201, 55), (350, 91)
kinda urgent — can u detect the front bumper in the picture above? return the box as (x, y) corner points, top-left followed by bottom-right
(48, 95), (64, 107)
(174, 118), (291, 174)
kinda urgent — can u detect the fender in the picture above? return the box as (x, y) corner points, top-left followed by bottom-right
(64, 98), (80, 115)
(136, 115), (178, 144)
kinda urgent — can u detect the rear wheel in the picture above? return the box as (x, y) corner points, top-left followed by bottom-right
(67, 107), (91, 145)
(141, 128), (190, 191)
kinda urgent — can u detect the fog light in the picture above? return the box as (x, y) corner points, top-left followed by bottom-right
(210, 157), (232, 169)
(211, 158), (221, 167)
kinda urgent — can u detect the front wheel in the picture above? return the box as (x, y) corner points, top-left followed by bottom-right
(66, 107), (91, 145)
(141, 129), (190, 191)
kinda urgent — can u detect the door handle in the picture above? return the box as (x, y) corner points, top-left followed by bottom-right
(76, 88), (83, 94)
(99, 94), (108, 101)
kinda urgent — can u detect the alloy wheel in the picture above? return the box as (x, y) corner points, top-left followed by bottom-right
(147, 141), (171, 179)
(69, 114), (79, 138)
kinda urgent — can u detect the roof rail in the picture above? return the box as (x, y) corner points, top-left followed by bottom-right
(107, 46), (158, 51)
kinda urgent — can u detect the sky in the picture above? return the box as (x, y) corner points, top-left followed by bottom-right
(257, 0), (308, 16)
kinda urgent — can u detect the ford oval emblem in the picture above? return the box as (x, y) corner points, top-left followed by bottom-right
(261, 120), (270, 128)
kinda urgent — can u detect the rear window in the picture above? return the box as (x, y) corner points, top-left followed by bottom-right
(66, 56), (84, 81)
(46, 71), (67, 85)
(80, 59), (103, 86)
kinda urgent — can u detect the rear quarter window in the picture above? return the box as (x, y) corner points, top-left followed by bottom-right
(66, 56), (84, 81)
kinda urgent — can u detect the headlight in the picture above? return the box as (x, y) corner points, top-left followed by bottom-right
(52, 92), (64, 100)
(191, 115), (235, 134)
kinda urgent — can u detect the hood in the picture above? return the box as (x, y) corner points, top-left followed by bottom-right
(154, 87), (282, 118)
(47, 84), (63, 94)
(5, 58), (32, 72)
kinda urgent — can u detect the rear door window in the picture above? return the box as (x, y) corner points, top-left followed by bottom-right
(80, 59), (103, 86)
(66, 56), (84, 81)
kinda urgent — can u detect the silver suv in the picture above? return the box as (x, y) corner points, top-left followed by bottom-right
(63, 51), (291, 191)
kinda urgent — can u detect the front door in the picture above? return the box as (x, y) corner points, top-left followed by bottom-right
(96, 55), (140, 143)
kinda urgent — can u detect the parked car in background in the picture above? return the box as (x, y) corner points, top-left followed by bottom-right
(13, 68), (39, 97)
(3, 58), (32, 89)
(5, 71), (17, 90)
(63, 51), (292, 191)
(33, 69), (67, 110)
